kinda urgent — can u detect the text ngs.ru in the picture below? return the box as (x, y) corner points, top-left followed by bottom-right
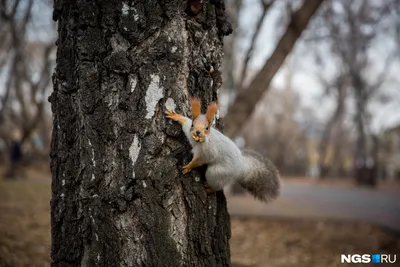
(341, 254), (397, 264)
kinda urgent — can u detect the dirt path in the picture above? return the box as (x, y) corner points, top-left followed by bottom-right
(227, 181), (400, 232)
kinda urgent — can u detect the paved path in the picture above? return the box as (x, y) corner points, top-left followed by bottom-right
(227, 182), (400, 231)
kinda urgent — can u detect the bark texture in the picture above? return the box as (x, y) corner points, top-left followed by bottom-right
(50, 0), (232, 266)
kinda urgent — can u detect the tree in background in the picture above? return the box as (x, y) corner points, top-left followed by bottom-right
(50, 0), (232, 265)
(308, 0), (400, 184)
(0, 0), (55, 160)
(243, 60), (308, 176)
(222, 0), (324, 137)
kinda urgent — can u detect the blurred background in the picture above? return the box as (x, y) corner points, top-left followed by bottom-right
(0, 0), (399, 266)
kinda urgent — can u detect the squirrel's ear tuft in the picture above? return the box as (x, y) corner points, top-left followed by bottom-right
(206, 102), (218, 123)
(191, 97), (201, 120)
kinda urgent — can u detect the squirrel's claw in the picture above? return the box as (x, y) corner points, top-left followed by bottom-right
(166, 109), (186, 125)
(165, 109), (177, 119)
(182, 164), (192, 174)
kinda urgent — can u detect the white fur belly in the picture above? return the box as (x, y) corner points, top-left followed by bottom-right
(205, 162), (241, 190)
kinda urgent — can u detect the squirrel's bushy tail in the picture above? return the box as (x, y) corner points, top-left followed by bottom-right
(239, 150), (281, 203)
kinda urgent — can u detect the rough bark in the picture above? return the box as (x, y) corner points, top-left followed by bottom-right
(50, 0), (232, 266)
(223, 0), (324, 137)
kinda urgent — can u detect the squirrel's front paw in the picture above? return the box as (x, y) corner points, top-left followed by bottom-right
(165, 109), (177, 119)
(165, 110), (185, 124)
(182, 164), (192, 174)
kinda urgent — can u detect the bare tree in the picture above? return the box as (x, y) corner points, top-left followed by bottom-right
(237, 0), (274, 91)
(0, 0), (55, 151)
(50, 0), (233, 266)
(222, 0), (243, 99)
(309, 0), (400, 184)
(316, 72), (348, 177)
(224, 0), (324, 137)
(243, 61), (308, 175)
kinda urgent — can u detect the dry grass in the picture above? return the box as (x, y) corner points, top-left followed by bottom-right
(0, 172), (399, 267)
(231, 218), (400, 267)
(0, 177), (51, 267)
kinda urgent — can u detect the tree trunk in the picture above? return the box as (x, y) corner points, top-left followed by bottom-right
(50, 1), (232, 266)
(223, 0), (324, 137)
(352, 74), (372, 186)
(318, 81), (346, 178)
(222, 0), (242, 96)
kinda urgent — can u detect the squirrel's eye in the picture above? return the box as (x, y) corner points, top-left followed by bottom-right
(191, 122), (194, 128)
(206, 126), (209, 131)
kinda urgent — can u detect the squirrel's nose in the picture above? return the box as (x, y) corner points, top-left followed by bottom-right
(196, 130), (201, 135)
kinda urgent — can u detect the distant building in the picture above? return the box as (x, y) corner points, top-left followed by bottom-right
(379, 125), (400, 181)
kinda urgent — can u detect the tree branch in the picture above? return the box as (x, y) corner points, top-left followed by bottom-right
(224, 0), (324, 137)
(238, 0), (273, 90)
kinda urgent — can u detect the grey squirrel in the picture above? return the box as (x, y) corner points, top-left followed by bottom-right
(166, 97), (280, 203)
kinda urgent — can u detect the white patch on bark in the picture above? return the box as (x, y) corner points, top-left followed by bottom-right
(81, 245), (90, 267)
(62, 179), (65, 186)
(122, 2), (130, 15)
(171, 46), (177, 53)
(133, 10), (139, 22)
(91, 174), (95, 181)
(165, 97), (176, 111)
(106, 84), (120, 109)
(145, 74), (164, 119)
(142, 181), (147, 188)
(129, 135), (141, 178)
(129, 75), (137, 92)
(88, 139), (96, 167)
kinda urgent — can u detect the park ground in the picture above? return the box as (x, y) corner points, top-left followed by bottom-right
(0, 168), (399, 267)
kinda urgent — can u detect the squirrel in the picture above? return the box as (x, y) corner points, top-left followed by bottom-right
(165, 97), (280, 203)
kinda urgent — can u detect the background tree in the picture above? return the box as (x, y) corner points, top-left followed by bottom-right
(50, 0), (232, 266)
(307, 0), (400, 184)
(243, 60), (308, 175)
(0, 0), (55, 159)
(223, 0), (324, 137)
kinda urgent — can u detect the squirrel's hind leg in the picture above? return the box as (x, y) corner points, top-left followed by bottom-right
(204, 183), (216, 193)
